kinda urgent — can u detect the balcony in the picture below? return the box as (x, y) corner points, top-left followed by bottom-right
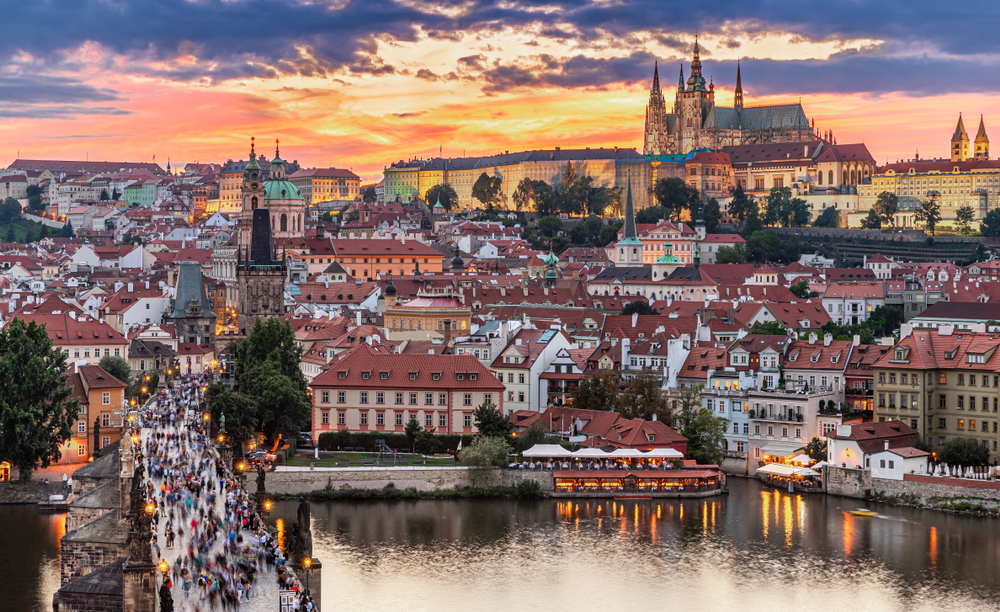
(748, 409), (803, 423)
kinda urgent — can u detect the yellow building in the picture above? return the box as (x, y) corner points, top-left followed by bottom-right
(288, 168), (361, 205)
(383, 148), (652, 211)
(383, 283), (471, 342)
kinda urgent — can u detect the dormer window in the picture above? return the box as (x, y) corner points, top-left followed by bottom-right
(362, 372), (371, 380)
(409, 372), (417, 380)
(432, 373), (441, 381)
(380, 372), (389, 380)
(470, 374), (477, 381)
(896, 350), (905, 360)
(968, 354), (985, 364)
(457, 374), (464, 381)
(338, 371), (347, 379)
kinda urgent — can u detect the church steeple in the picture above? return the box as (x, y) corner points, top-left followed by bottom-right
(621, 174), (637, 241)
(690, 36), (702, 78)
(951, 113), (970, 162)
(734, 61), (743, 111)
(685, 36), (708, 92)
(652, 61), (660, 93)
(975, 115), (990, 159)
(678, 64), (685, 92)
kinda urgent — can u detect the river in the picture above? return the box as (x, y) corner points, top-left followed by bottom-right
(16, 478), (1000, 611)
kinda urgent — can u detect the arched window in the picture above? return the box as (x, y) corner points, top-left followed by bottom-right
(817, 172), (823, 185)
(251, 196), (258, 209)
(828, 170), (834, 185)
(851, 170), (857, 185)
(281, 214), (288, 232)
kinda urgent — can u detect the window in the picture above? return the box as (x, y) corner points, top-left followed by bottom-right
(439, 414), (447, 427)
(958, 374), (965, 385)
(889, 373), (896, 384)
(464, 414), (472, 428)
(321, 411), (329, 425)
(425, 414), (433, 427)
(518, 392), (525, 402)
(362, 372), (370, 380)
(361, 412), (368, 426)
(360, 392), (369, 404)
(376, 392), (385, 404)
(395, 414), (403, 426)
(102, 392), (110, 405)
(338, 412), (345, 425)
(78, 421), (86, 433)
(78, 445), (86, 456)
(508, 391), (514, 401)
(743, 423), (749, 434)
(409, 373), (417, 381)
(484, 393), (492, 405)
(940, 373), (947, 384)
(338, 391), (345, 403)
(374, 412), (384, 426)
(380, 372), (388, 380)
(754, 425), (760, 435)
(958, 395), (964, 409)
(958, 419), (965, 430)
(396, 392), (403, 405)
(457, 374), (464, 381)
(409, 393), (417, 405)
(439, 393), (447, 405)
(971, 420), (977, 431)
(795, 428), (801, 438)
(880, 459), (886, 468)
(432, 373), (441, 381)
(782, 427), (788, 437)
(507, 373), (514, 383)
(321, 391), (330, 403)
(971, 374), (977, 386)
(767, 426), (774, 436)
(338, 372), (347, 379)
(464, 393), (472, 405)
(518, 373), (525, 384)
(939, 418), (946, 429)
(971, 396), (977, 411)
(425, 393), (433, 405)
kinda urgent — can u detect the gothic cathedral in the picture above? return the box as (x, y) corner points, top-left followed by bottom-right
(643, 39), (815, 155)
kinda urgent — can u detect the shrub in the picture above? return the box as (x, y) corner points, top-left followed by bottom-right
(514, 479), (543, 498)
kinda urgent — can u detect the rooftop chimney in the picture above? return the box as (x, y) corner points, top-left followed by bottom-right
(823, 333), (832, 347)
(808, 332), (817, 345)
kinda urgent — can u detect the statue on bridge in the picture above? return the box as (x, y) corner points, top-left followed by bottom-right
(297, 497), (313, 559)
(256, 464), (267, 494)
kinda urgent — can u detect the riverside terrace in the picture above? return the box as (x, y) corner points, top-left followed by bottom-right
(516, 445), (726, 498)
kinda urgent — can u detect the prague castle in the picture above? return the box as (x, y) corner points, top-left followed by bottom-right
(643, 39), (815, 155)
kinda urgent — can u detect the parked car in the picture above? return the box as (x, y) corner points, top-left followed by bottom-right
(297, 432), (314, 449)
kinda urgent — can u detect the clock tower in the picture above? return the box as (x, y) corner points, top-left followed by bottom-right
(238, 137), (266, 248)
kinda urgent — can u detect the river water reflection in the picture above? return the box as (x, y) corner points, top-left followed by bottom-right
(270, 479), (1000, 612)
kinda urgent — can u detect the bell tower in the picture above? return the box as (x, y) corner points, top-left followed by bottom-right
(239, 137), (266, 248)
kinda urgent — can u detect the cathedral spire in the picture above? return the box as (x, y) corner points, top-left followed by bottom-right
(652, 61), (660, 93)
(678, 64), (685, 92)
(622, 173), (636, 241)
(250, 136), (256, 159)
(690, 35), (702, 78)
(734, 61), (743, 111)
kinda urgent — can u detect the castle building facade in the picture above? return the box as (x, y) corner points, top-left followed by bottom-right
(643, 40), (815, 155)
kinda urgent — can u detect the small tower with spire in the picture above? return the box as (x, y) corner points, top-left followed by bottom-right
(614, 174), (644, 267)
(951, 113), (970, 162)
(975, 115), (990, 159)
(643, 62), (670, 155)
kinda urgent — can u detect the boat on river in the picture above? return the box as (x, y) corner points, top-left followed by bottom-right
(848, 508), (879, 517)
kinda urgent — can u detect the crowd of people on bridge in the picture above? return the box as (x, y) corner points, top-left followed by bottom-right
(137, 375), (317, 611)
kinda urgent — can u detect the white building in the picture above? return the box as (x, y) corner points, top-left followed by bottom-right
(870, 447), (931, 480)
(490, 327), (572, 414)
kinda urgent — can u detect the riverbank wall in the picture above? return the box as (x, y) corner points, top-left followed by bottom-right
(267, 466), (553, 495)
(825, 467), (1000, 505)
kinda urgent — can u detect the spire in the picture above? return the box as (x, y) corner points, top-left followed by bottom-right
(953, 113), (969, 140)
(734, 61), (743, 111)
(250, 136), (256, 159)
(652, 61), (660, 92)
(975, 115), (989, 142)
(690, 35), (702, 78)
(622, 172), (637, 241)
(275, 139), (280, 160)
(678, 64), (685, 92)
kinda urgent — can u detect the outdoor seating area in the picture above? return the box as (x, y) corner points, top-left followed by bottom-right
(511, 444), (686, 472)
(553, 470), (723, 496)
(756, 462), (823, 492)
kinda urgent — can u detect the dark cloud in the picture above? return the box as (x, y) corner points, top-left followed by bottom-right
(392, 111), (426, 118)
(2, 0), (999, 99)
(0, 74), (121, 105)
(415, 68), (439, 81)
(0, 105), (132, 119)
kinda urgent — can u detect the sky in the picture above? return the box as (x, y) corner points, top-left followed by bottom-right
(3, 1), (1000, 182)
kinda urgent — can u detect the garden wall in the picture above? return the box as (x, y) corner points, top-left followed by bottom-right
(266, 466), (554, 495)
(872, 474), (1000, 504)
(824, 466), (871, 499)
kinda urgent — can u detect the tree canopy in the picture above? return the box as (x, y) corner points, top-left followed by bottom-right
(813, 206), (840, 228)
(955, 204), (975, 235)
(703, 198), (722, 234)
(472, 172), (503, 211)
(97, 355), (132, 389)
(981, 209), (1000, 237)
(727, 185), (754, 224)
(425, 183), (458, 211)
(715, 245), (746, 264)
(620, 301), (658, 316)
(361, 185), (377, 203)
(915, 193), (942, 236)
(0, 319), (80, 481)
(61, 221), (74, 238)
(939, 437), (991, 467)
(618, 370), (672, 423)
(872, 192), (899, 228)
(0, 197), (21, 224)
(472, 401), (513, 439)
(570, 370), (621, 413)
(651, 177), (699, 221)
(749, 320), (788, 336)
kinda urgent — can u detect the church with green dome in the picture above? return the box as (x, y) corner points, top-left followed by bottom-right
(237, 137), (307, 248)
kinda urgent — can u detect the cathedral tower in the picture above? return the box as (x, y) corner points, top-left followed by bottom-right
(614, 175), (643, 267)
(734, 61), (743, 111)
(675, 37), (713, 153)
(643, 62), (670, 155)
(237, 208), (287, 336)
(975, 115), (990, 159)
(951, 113), (970, 162)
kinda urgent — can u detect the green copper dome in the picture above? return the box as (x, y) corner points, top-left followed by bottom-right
(655, 253), (682, 264)
(543, 251), (559, 267)
(264, 179), (303, 201)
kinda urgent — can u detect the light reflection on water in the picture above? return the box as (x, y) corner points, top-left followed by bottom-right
(269, 479), (1000, 612)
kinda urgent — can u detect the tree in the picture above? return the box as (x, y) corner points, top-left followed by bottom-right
(749, 320), (787, 335)
(784, 198), (811, 227)
(230, 318), (311, 443)
(404, 417), (424, 453)
(512, 178), (536, 213)
(472, 172), (503, 211)
(635, 204), (670, 224)
(813, 206), (841, 228)
(599, 221), (623, 247)
(804, 437), (827, 462)
(39, 224), (48, 239)
(915, 193), (942, 236)
(727, 185), (754, 224)
(99, 188), (110, 201)
(4, 225), (14, 243)
(938, 437), (991, 467)
(618, 370), (672, 423)
(26, 184), (44, 213)
(360, 185), (377, 203)
(569, 215), (603, 246)
(472, 401), (513, 439)
(651, 177), (699, 221)
(860, 209), (882, 230)
(206, 383), (257, 446)
(0, 319), (80, 481)
(620, 301), (658, 316)
(0, 197), (20, 224)
(537, 215), (563, 238)
(764, 187), (791, 227)
(867, 306), (903, 338)
(111, 187), (122, 201)
(745, 229), (783, 263)
(571, 370), (621, 413)
(511, 422), (564, 453)
(97, 356), (132, 389)
(873, 192), (899, 228)
(981, 209), (1000, 237)
(61, 221), (74, 238)
(715, 245), (746, 264)
(672, 384), (703, 431)
(955, 204), (975, 235)
(588, 185), (621, 217)
(460, 436), (512, 485)
(703, 198), (722, 234)
(783, 234), (803, 263)
(425, 183), (458, 212)
(682, 409), (726, 465)
(741, 205), (763, 237)
(789, 280), (818, 299)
